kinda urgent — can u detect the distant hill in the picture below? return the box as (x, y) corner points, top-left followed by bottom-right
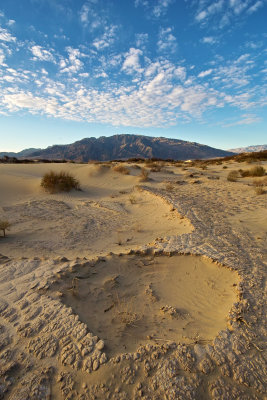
(9, 134), (233, 161)
(0, 148), (41, 158)
(228, 145), (267, 153)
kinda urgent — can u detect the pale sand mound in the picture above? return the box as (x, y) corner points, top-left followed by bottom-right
(48, 253), (239, 357)
(0, 163), (192, 258)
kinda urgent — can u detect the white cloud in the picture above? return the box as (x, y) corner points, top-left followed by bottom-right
(0, 27), (16, 42)
(60, 47), (83, 74)
(201, 36), (217, 44)
(7, 20), (15, 26)
(229, 0), (250, 15)
(194, 0), (264, 27)
(0, 48), (5, 64)
(31, 45), (55, 62)
(135, 33), (148, 48)
(157, 27), (177, 53)
(247, 0), (264, 14)
(223, 113), (262, 127)
(152, 0), (173, 17)
(198, 69), (213, 78)
(122, 48), (143, 74)
(92, 25), (117, 50)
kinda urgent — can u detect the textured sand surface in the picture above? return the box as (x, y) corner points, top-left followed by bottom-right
(0, 161), (266, 399)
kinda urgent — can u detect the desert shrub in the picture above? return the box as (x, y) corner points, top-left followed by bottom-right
(41, 171), (80, 193)
(0, 220), (11, 237)
(227, 170), (239, 182)
(145, 161), (163, 172)
(89, 164), (110, 176)
(223, 166), (228, 169)
(112, 164), (130, 175)
(253, 177), (267, 187)
(129, 194), (137, 204)
(248, 166), (265, 177)
(138, 168), (149, 182)
(255, 187), (265, 195)
(165, 182), (174, 191)
(240, 166), (266, 178)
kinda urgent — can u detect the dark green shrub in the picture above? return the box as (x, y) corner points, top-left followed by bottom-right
(41, 171), (81, 193)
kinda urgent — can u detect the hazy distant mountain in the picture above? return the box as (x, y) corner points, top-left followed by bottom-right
(20, 134), (234, 161)
(228, 145), (267, 153)
(0, 148), (41, 158)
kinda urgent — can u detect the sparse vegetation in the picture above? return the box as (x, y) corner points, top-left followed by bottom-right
(41, 171), (81, 193)
(0, 220), (11, 237)
(255, 187), (265, 195)
(253, 177), (267, 187)
(129, 194), (137, 204)
(240, 166), (265, 177)
(89, 164), (110, 176)
(165, 182), (174, 191)
(112, 164), (130, 175)
(139, 168), (149, 182)
(113, 293), (142, 327)
(227, 170), (239, 182)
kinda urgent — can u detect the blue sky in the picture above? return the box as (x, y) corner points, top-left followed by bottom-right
(0, 0), (266, 151)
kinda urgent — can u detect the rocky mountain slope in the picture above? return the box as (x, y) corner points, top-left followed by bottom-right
(2, 134), (234, 161)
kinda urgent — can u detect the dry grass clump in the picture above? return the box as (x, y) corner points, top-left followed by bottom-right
(254, 187), (265, 195)
(129, 194), (137, 204)
(240, 166), (266, 177)
(89, 164), (110, 176)
(41, 171), (81, 193)
(165, 182), (175, 191)
(112, 164), (130, 175)
(138, 168), (149, 182)
(145, 161), (163, 172)
(0, 220), (11, 237)
(227, 170), (239, 182)
(113, 293), (142, 327)
(253, 176), (267, 187)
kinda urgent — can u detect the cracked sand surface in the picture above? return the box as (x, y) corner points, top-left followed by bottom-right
(0, 161), (266, 399)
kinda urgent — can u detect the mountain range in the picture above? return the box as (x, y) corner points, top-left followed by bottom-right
(227, 145), (267, 153)
(0, 134), (234, 161)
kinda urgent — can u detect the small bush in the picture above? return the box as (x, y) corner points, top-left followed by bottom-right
(112, 164), (130, 175)
(223, 165), (228, 169)
(0, 220), (11, 237)
(248, 166), (265, 177)
(240, 166), (265, 178)
(255, 187), (265, 195)
(227, 170), (239, 182)
(129, 194), (137, 204)
(139, 168), (149, 182)
(165, 182), (174, 191)
(41, 171), (80, 193)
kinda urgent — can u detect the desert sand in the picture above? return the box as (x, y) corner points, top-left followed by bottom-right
(0, 160), (266, 399)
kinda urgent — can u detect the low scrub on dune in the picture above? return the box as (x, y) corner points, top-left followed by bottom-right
(112, 164), (130, 175)
(41, 171), (81, 193)
(0, 220), (11, 237)
(253, 176), (267, 187)
(227, 170), (239, 182)
(239, 166), (266, 178)
(254, 186), (265, 195)
(138, 168), (149, 182)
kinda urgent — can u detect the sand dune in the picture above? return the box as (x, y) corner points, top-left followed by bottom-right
(0, 160), (266, 399)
